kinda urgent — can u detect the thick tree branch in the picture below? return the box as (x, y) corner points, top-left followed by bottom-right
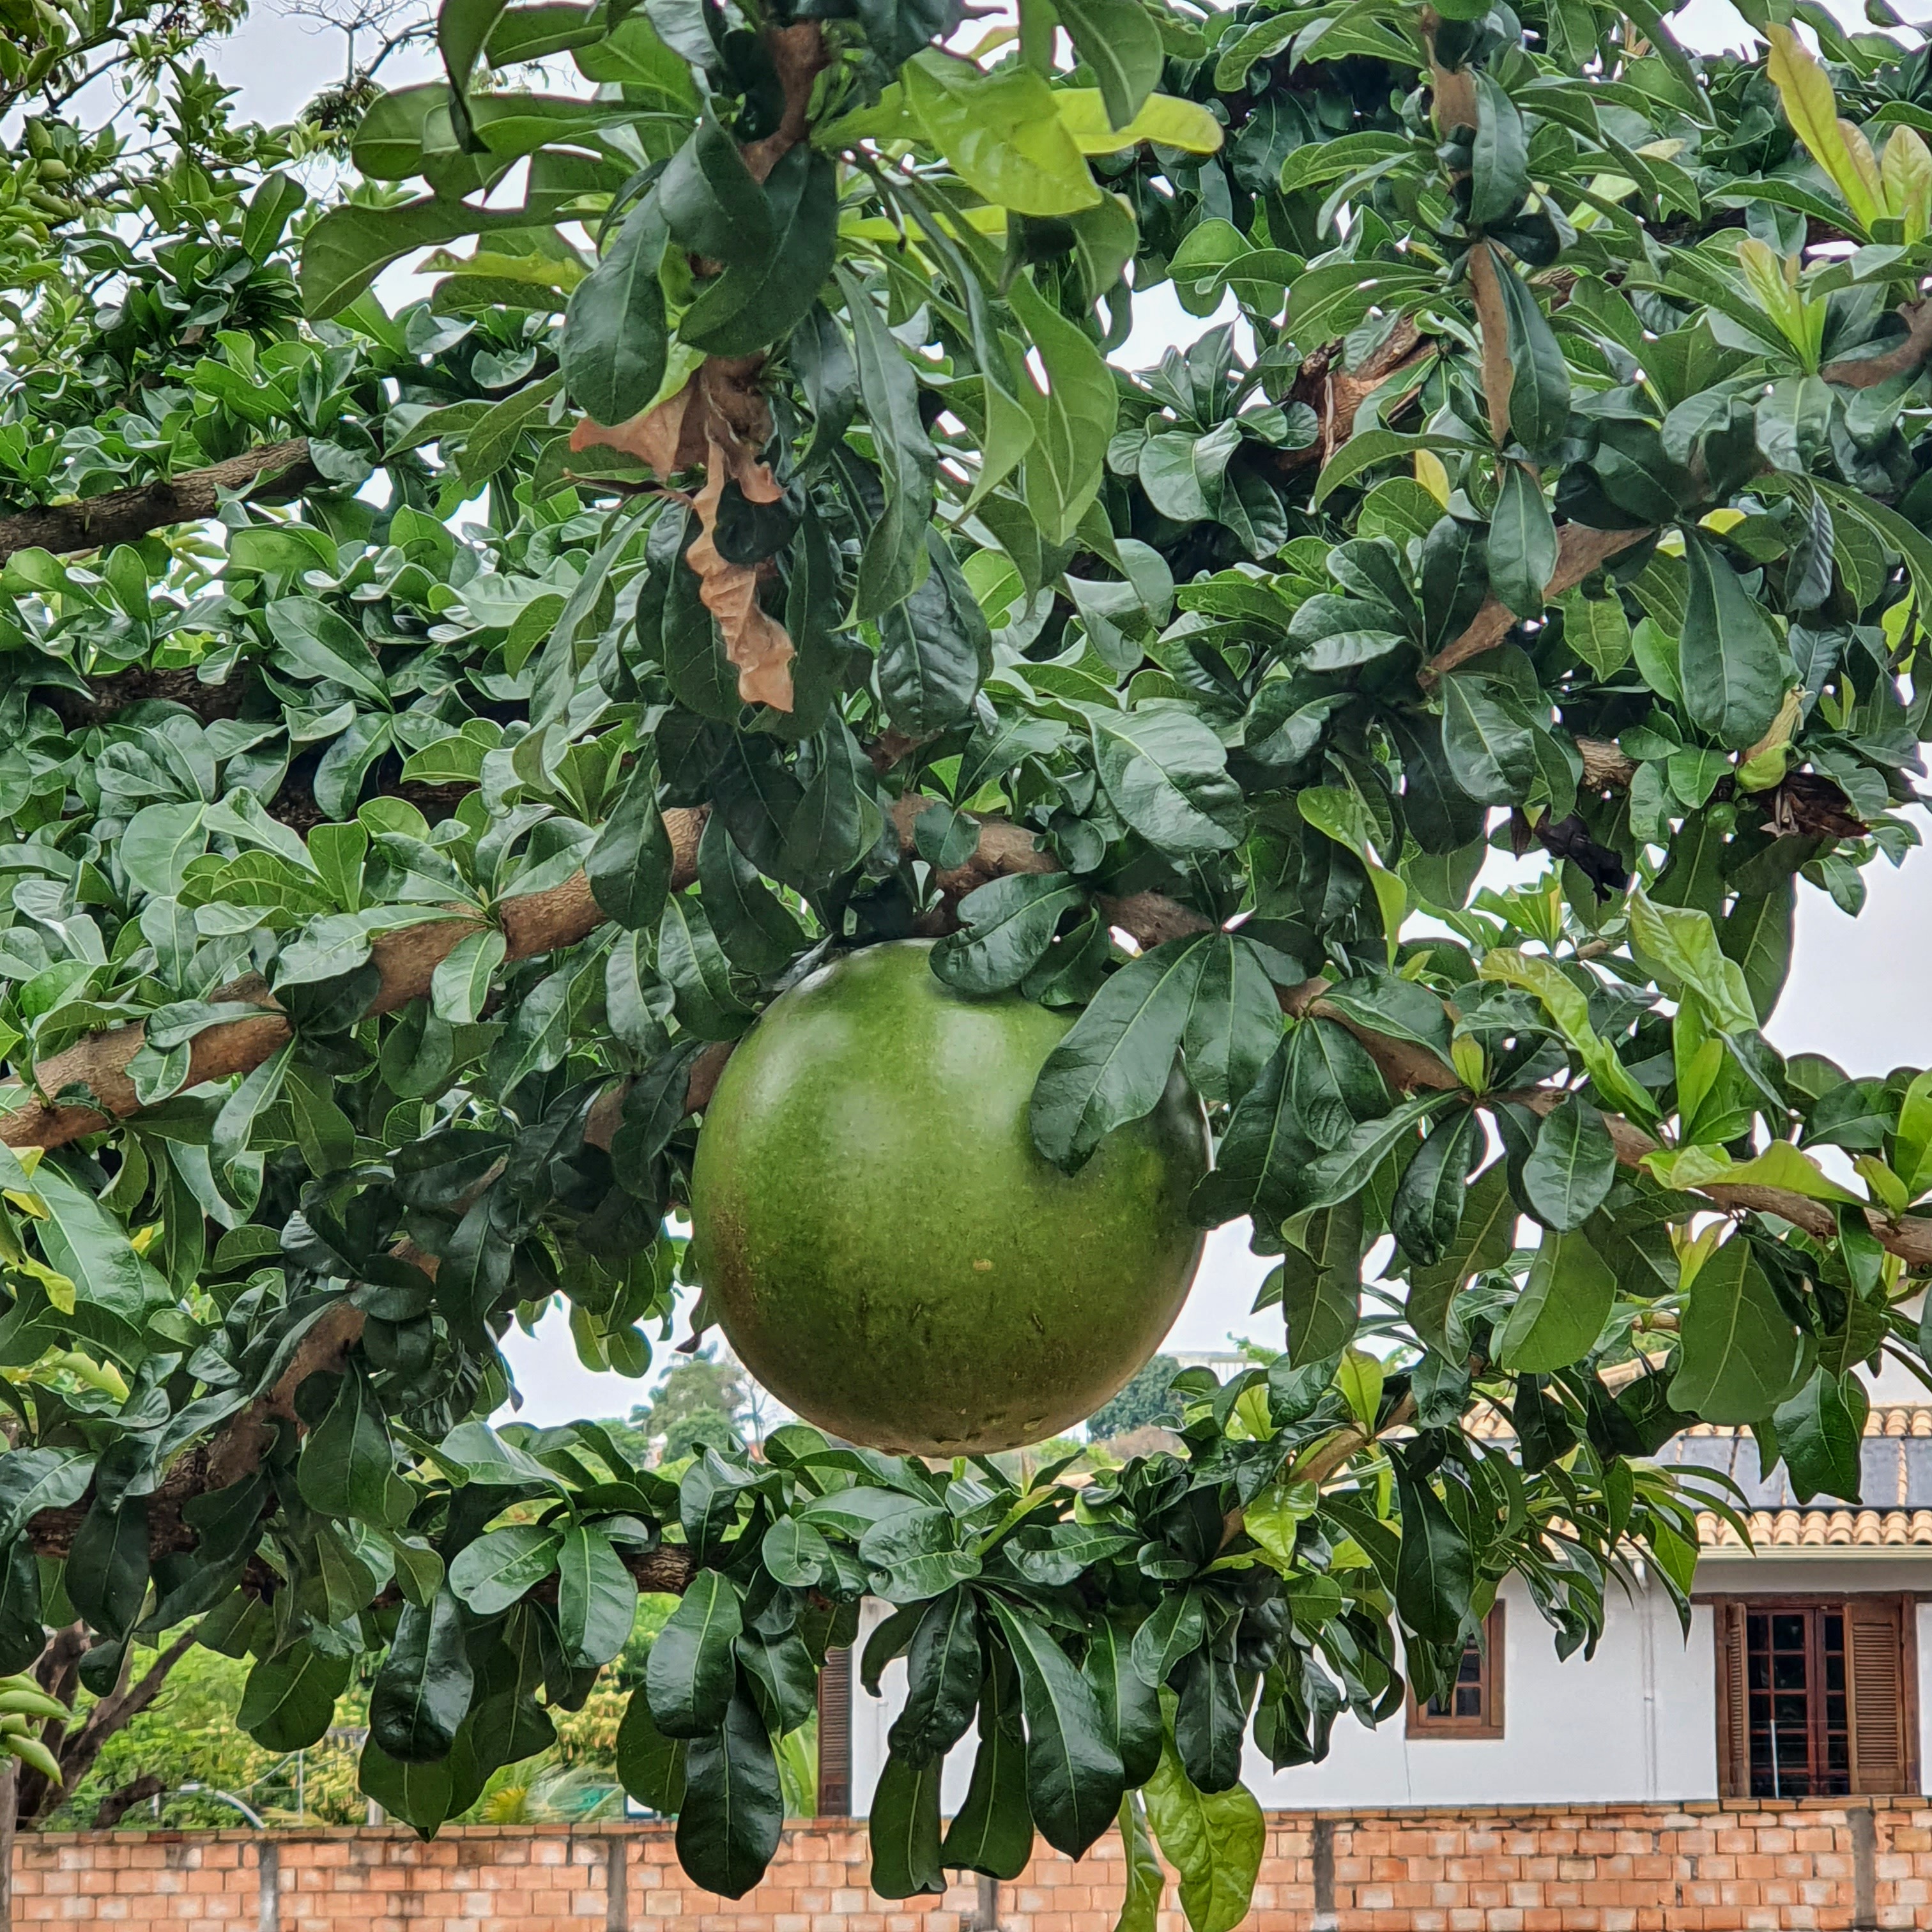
(0, 440), (316, 565)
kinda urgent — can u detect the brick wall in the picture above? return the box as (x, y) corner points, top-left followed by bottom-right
(10, 1798), (1932, 1932)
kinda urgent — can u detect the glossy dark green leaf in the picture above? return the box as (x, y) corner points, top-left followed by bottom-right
(942, 1659), (1035, 1879)
(1390, 1452), (1472, 1644)
(372, 1587), (474, 1761)
(933, 873), (1088, 994)
(1081, 703), (1246, 855)
(65, 1494), (150, 1641)
(588, 765), (675, 931)
(1131, 1587), (1207, 1689)
(678, 146), (838, 357)
(1440, 673), (1537, 805)
(1521, 1094), (1616, 1231)
(1279, 1197), (1362, 1365)
(1188, 1038), (1319, 1231)
(1774, 1367), (1867, 1503)
(1680, 531), (1786, 749)
(558, 1524), (637, 1667)
(1487, 460), (1558, 618)
(985, 1597), (1125, 1858)
(868, 1750), (947, 1898)
(298, 1365), (412, 1528)
(1492, 254), (1572, 458)
(1180, 934), (1282, 1105)
(676, 1691), (784, 1898)
(879, 532), (992, 735)
(696, 811), (807, 976)
(1469, 75), (1528, 227)
(836, 262), (938, 620)
(239, 1641), (354, 1752)
(617, 1686), (689, 1813)
(659, 110), (774, 265)
(1031, 935), (1209, 1170)
(1082, 1614), (1162, 1788)
(887, 1588), (984, 1765)
(1171, 1609), (1246, 1794)
(562, 191), (670, 425)
(1389, 1107), (1480, 1268)
(646, 1568), (743, 1737)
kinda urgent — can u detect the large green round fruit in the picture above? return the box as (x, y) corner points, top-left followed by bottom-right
(687, 940), (1209, 1454)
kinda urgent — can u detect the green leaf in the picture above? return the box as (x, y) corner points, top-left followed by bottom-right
(1054, 0), (1163, 129)
(696, 812), (808, 976)
(1390, 1453), (1472, 1644)
(941, 1662), (1035, 1880)
(268, 597), (388, 702)
(239, 1643), (353, 1752)
(617, 1688), (688, 1812)
(562, 190), (670, 425)
(1008, 272), (1119, 546)
(1279, 1198), (1363, 1365)
(659, 111), (774, 266)
(983, 1597), (1124, 1859)
(1487, 461), (1558, 618)
(1669, 1234), (1805, 1423)
(869, 1751), (947, 1898)
(558, 1524), (638, 1667)
(1114, 1793), (1166, 1932)
(1470, 75), (1529, 227)
(678, 147), (838, 356)
(121, 803), (208, 899)
(676, 1691), (783, 1898)
(1082, 1615), (1162, 1789)
(836, 264), (938, 622)
(297, 1365), (412, 1528)
(889, 1589), (984, 1765)
(1142, 1726), (1263, 1932)
(448, 1523), (563, 1615)
(646, 1568), (743, 1737)
(1301, 1094), (1446, 1214)
(1774, 1367), (1868, 1503)
(879, 532), (992, 735)
(1439, 673), (1536, 804)
(933, 873), (1088, 993)
(1054, 90), (1225, 155)
(431, 927), (507, 1025)
(1081, 703), (1245, 855)
(905, 53), (1103, 216)
(371, 1587), (473, 1762)
(1388, 1107), (1480, 1267)
(588, 765), (675, 930)
(1679, 531), (1786, 749)
(1560, 589), (1633, 677)
(1521, 1094), (1616, 1231)
(1491, 256), (1572, 459)
(1494, 1225), (1618, 1372)
(1029, 934), (1208, 1170)
(1179, 934), (1281, 1105)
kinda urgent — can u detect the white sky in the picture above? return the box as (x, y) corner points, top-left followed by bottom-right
(187, 0), (1932, 1425)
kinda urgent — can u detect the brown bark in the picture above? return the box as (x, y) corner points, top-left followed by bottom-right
(0, 441), (316, 565)
(91, 1774), (165, 1830)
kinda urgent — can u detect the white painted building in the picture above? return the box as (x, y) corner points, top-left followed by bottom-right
(836, 1396), (1932, 1814)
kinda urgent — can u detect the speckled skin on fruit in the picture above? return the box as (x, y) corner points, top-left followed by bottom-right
(686, 940), (1210, 1455)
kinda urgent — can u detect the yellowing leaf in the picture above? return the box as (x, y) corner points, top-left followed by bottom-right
(1882, 126), (1932, 240)
(1765, 25), (1882, 229)
(1054, 89), (1225, 156)
(905, 54), (1103, 216)
(1416, 448), (1450, 503)
(1644, 1140), (1862, 1204)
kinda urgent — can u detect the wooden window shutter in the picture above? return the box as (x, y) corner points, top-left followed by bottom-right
(1846, 1597), (1913, 1795)
(1715, 1602), (1749, 1798)
(816, 1644), (853, 1816)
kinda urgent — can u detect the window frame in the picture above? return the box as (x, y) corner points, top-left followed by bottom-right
(1709, 1592), (1920, 1798)
(1406, 1601), (1505, 1740)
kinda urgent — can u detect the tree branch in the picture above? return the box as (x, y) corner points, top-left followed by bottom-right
(0, 440), (317, 565)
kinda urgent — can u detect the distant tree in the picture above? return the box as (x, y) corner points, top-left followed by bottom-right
(1086, 1356), (1181, 1442)
(630, 1347), (748, 1462)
